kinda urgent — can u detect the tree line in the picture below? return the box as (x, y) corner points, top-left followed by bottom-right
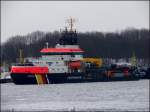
(1, 28), (149, 64)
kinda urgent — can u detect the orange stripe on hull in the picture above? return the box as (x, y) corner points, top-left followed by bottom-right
(41, 74), (47, 84)
(35, 74), (48, 84)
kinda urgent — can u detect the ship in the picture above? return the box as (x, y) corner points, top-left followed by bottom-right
(10, 18), (140, 84)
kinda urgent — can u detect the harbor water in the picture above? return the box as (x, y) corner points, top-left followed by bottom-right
(1, 80), (149, 111)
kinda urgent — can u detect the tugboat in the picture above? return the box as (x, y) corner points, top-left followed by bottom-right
(10, 18), (139, 84)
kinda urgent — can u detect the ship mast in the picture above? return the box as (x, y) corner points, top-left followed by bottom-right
(59, 17), (78, 45)
(66, 17), (76, 32)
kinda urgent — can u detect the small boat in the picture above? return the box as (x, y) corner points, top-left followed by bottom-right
(0, 72), (12, 83)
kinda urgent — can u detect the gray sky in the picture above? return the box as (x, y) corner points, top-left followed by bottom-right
(1, 1), (149, 43)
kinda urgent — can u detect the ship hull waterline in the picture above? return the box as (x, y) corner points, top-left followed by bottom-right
(10, 73), (140, 85)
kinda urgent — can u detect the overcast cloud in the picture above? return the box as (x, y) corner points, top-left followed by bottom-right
(1, 1), (149, 43)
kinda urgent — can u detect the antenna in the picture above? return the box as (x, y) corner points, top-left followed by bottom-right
(66, 17), (76, 32)
(19, 49), (24, 64)
(46, 42), (49, 48)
